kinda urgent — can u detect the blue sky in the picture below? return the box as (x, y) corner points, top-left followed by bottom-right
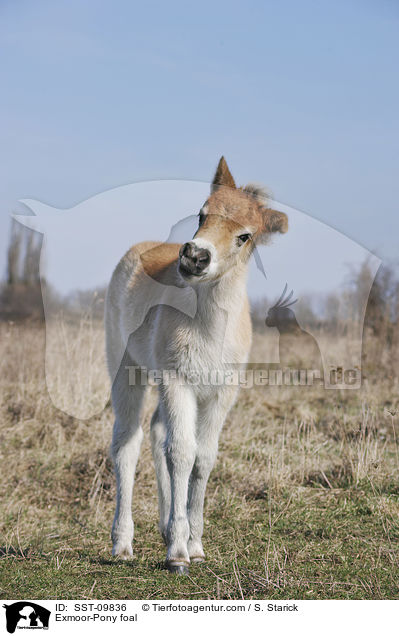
(1, 0), (398, 290)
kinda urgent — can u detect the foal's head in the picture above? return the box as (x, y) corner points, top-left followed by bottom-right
(178, 157), (288, 283)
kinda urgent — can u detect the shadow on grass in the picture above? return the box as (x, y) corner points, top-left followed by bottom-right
(88, 555), (168, 572)
(0, 546), (33, 558)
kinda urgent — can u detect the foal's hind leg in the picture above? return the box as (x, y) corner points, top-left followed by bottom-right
(111, 363), (145, 559)
(150, 403), (171, 543)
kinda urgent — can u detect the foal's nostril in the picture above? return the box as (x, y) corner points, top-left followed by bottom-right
(197, 249), (210, 267)
(179, 242), (192, 259)
(179, 242), (211, 274)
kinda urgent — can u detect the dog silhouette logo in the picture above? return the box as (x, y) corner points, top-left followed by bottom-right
(2, 602), (50, 633)
(13, 180), (379, 409)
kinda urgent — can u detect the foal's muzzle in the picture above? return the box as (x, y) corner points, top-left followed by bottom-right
(179, 241), (211, 277)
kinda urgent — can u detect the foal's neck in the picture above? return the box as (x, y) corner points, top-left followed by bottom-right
(195, 264), (249, 329)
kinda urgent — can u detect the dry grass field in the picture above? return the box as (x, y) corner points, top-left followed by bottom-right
(0, 319), (399, 599)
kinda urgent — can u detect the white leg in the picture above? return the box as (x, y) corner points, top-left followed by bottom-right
(162, 381), (197, 570)
(111, 364), (145, 559)
(187, 389), (237, 561)
(150, 403), (170, 543)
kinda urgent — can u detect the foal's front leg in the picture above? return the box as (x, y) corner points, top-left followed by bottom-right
(187, 389), (237, 562)
(162, 381), (197, 573)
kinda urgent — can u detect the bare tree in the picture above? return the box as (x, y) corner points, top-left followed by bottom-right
(1, 220), (44, 320)
(22, 228), (41, 286)
(6, 219), (22, 285)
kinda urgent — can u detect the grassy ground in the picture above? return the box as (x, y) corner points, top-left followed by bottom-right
(0, 321), (399, 599)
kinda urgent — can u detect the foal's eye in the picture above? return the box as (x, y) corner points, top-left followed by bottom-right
(198, 212), (205, 227)
(237, 233), (251, 245)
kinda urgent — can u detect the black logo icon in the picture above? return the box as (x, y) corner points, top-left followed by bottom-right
(3, 602), (50, 634)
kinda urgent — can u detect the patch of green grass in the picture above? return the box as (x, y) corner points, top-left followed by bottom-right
(1, 486), (398, 600)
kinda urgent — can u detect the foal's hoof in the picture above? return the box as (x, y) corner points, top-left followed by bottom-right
(190, 556), (205, 564)
(167, 562), (189, 575)
(112, 543), (133, 560)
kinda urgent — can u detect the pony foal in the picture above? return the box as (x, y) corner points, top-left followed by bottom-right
(105, 157), (288, 573)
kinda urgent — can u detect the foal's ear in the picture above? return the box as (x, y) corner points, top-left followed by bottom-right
(211, 156), (236, 193)
(260, 207), (288, 237)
